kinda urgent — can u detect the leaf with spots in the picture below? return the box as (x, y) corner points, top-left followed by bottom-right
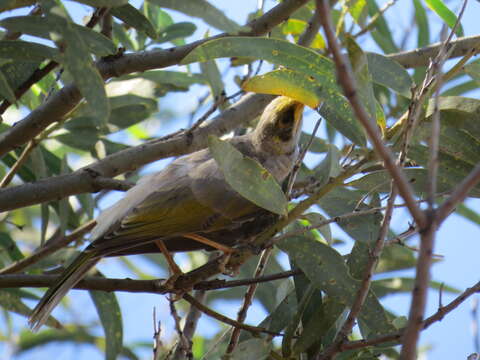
(208, 136), (288, 215)
(89, 290), (123, 360)
(277, 235), (395, 337)
(182, 37), (366, 145)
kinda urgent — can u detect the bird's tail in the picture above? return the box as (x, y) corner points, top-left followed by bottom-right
(29, 251), (99, 332)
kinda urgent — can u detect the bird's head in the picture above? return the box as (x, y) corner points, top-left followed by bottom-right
(253, 96), (305, 155)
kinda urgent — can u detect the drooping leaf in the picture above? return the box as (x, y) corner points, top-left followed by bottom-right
(465, 63), (480, 85)
(0, 290), (61, 329)
(366, 0), (397, 54)
(111, 3), (157, 39)
(157, 22), (196, 43)
(314, 145), (342, 187)
(0, 232), (24, 262)
(0, 40), (60, 62)
(90, 290), (123, 360)
(0, 69), (15, 103)
(372, 277), (460, 298)
(183, 37), (365, 145)
(0, 16), (116, 56)
(413, 0), (430, 47)
(242, 69), (322, 108)
(200, 59), (225, 103)
(345, 0), (367, 25)
(366, 52), (412, 97)
(208, 136), (288, 215)
(317, 187), (383, 243)
(424, 0), (464, 37)
(277, 236), (396, 337)
(230, 338), (272, 360)
(455, 203), (480, 226)
(346, 37), (376, 122)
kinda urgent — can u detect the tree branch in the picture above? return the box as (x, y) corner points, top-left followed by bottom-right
(316, 0), (427, 229)
(387, 34), (480, 69)
(0, 93), (274, 212)
(0, 0), (308, 158)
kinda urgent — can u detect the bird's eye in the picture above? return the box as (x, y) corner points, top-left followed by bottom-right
(278, 108), (295, 126)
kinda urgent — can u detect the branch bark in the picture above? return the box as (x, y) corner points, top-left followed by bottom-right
(0, 0), (308, 158)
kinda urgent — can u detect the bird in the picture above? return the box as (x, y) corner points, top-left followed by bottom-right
(29, 96), (305, 331)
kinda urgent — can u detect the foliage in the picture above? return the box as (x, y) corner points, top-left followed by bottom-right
(0, 0), (478, 359)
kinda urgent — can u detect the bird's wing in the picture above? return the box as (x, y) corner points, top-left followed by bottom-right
(88, 152), (236, 255)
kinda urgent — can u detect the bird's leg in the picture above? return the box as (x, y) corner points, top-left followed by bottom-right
(182, 233), (234, 275)
(154, 240), (183, 292)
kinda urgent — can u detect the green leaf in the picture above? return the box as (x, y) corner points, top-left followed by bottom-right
(293, 297), (345, 355)
(183, 37), (365, 145)
(318, 187), (383, 243)
(157, 22), (196, 43)
(349, 168), (467, 197)
(413, 0), (430, 47)
(242, 68), (322, 108)
(0, 232), (24, 262)
(346, 37), (376, 122)
(465, 63), (480, 85)
(0, 40), (60, 62)
(90, 290), (123, 360)
(208, 136), (288, 215)
(112, 22), (136, 50)
(366, 52), (412, 97)
(366, 0), (397, 53)
(61, 27), (110, 125)
(424, 0), (464, 37)
(0, 61), (39, 96)
(200, 59), (225, 103)
(150, 0), (241, 33)
(0, 69), (15, 103)
(121, 70), (205, 88)
(0, 290), (61, 328)
(0, 16), (116, 56)
(111, 4), (157, 39)
(376, 243), (416, 273)
(277, 236), (396, 337)
(442, 80), (478, 96)
(372, 277), (460, 298)
(299, 132), (329, 153)
(346, 0), (367, 25)
(314, 145), (341, 187)
(456, 203), (480, 226)
(230, 338), (272, 360)
(282, 284), (315, 357)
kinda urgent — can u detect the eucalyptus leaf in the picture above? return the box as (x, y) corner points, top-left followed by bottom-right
(208, 136), (288, 215)
(111, 4), (157, 39)
(90, 290), (123, 360)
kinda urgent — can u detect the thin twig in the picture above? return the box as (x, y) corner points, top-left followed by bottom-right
(226, 248), (272, 354)
(153, 307), (163, 360)
(0, 7), (109, 115)
(436, 162), (480, 225)
(169, 298), (192, 360)
(0, 140), (37, 188)
(317, 185), (398, 359)
(316, 0), (427, 229)
(286, 116), (322, 198)
(400, 2), (469, 357)
(182, 293), (282, 337)
(0, 220), (96, 275)
(353, 0), (396, 38)
(342, 279), (480, 351)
